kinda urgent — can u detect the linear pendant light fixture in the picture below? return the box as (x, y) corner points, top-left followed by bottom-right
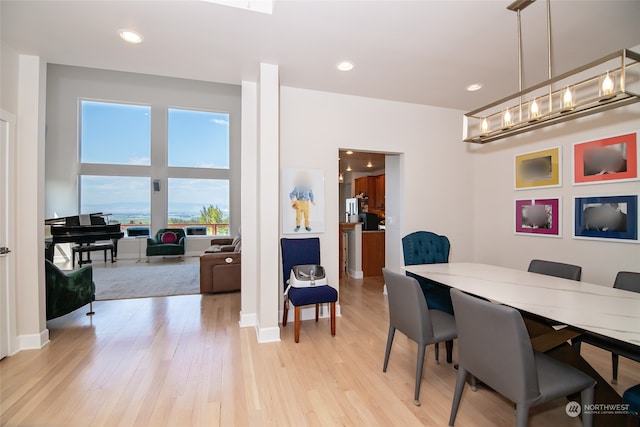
(463, 0), (640, 144)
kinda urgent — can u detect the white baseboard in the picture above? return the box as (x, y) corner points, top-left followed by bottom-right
(349, 269), (363, 279)
(18, 329), (49, 351)
(279, 302), (342, 323)
(256, 325), (280, 343)
(239, 312), (257, 328)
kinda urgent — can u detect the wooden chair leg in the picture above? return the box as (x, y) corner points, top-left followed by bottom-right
(330, 302), (336, 336)
(294, 306), (301, 343)
(315, 304), (319, 322)
(283, 299), (289, 326)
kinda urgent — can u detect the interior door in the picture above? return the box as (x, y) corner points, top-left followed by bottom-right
(0, 114), (15, 359)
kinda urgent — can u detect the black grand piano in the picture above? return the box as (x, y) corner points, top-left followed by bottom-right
(45, 213), (124, 263)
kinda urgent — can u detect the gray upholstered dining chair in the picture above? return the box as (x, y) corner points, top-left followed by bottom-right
(382, 268), (457, 407)
(572, 271), (640, 383)
(449, 288), (596, 427)
(528, 259), (582, 281)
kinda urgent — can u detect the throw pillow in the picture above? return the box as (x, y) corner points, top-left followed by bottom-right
(161, 231), (178, 244)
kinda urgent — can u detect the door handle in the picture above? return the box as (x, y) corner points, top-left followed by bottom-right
(0, 247), (11, 255)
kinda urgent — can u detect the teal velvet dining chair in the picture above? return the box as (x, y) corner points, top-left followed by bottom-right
(402, 231), (454, 364)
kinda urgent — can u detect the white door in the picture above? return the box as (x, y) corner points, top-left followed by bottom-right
(0, 112), (16, 359)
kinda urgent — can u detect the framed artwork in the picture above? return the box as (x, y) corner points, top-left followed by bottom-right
(281, 168), (325, 234)
(515, 198), (561, 237)
(573, 195), (638, 242)
(573, 132), (638, 185)
(515, 147), (561, 190)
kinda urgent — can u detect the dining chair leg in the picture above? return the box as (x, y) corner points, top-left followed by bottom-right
(612, 353), (619, 384)
(315, 304), (319, 322)
(282, 299), (289, 326)
(448, 366), (467, 426)
(445, 340), (453, 364)
(515, 403), (530, 427)
(581, 385), (595, 427)
(414, 344), (426, 406)
(470, 375), (478, 392)
(330, 302), (336, 336)
(434, 342), (440, 364)
(294, 306), (301, 343)
(383, 326), (395, 372)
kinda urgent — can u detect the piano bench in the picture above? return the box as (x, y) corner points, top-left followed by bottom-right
(72, 243), (115, 268)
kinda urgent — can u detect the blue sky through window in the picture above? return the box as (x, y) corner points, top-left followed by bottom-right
(80, 176), (150, 223)
(168, 108), (229, 168)
(81, 100), (151, 165)
(168, 178), (229, 219)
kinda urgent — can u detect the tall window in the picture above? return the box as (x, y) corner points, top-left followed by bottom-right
(80, 100), (151, 227)
(168, 178), (230, 235)
(168, 108), (229, 169)
(80, 100), (151, 165)
(80, 176), (150, 225)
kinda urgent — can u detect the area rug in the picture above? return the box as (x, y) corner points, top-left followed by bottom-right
(92, 263), (200, 300)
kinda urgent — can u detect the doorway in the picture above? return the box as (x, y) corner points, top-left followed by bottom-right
(338, 150), (402, 280)
(0, 110), (17, 359)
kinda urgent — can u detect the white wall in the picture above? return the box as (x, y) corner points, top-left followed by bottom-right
(45, 64), (241, 257)
(279, 86), (475, 295)
(1, 41), (19, 114)
(471, 104), (640, 286)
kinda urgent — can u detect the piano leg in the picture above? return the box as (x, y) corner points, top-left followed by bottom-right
(112, 238), (119, 261)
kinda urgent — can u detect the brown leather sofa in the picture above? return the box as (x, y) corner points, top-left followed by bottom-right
(199, 236), (241, 293)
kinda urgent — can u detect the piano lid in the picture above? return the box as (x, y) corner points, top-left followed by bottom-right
(45, 213), (112, 225)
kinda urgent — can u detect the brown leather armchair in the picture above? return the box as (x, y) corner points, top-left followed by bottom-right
(200, 237), (241, 293)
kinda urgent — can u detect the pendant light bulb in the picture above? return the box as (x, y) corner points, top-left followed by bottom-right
(563, 87), (573, 108)
(481, 118), (489, 133)
(602, 71), (614, 95)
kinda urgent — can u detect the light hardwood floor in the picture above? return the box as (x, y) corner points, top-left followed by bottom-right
(1, 276), (638, 426)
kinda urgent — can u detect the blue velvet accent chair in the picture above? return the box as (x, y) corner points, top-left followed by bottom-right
(281, 238), (338, 343)
(402, 231), (453, 315)
(402, 231), (454, 363)
(623, 384), (640, 419)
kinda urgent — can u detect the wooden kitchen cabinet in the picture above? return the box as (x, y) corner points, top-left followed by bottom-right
(354, 174), (385, 209)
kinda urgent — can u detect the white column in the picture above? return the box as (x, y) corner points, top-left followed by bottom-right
(15, 55), (48, 349)
(255, 63), (280, 343)
(239, 80), (258, 328)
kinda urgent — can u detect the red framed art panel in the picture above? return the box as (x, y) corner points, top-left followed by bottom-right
(574, 132), (638, 184)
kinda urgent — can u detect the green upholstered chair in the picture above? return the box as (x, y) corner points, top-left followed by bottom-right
(146, 228), (186, 260)
(45, 259), (95, 320)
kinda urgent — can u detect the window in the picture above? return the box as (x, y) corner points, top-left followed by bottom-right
(168, 108), (229, 169)
(80, 100), (151, 165)
(168, 178), (229, 235)
(78, 101), (233, 236)
(80, 176), (150, 226)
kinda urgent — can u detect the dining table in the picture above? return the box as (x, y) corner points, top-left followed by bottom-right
(404, 262), (640, 427)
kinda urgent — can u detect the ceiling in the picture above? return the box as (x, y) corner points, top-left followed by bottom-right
(339, 150), (386, 174)
(2, 1), (640, 111)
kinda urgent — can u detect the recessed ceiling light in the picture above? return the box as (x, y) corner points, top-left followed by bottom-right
(346, 150), (354, 155)
(337, 61), (354, 72)
(466, 83), (483, 92)
(366, 161), (373, 168)
(346, 165), (352, 172)
(119, 29), (143, 44)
